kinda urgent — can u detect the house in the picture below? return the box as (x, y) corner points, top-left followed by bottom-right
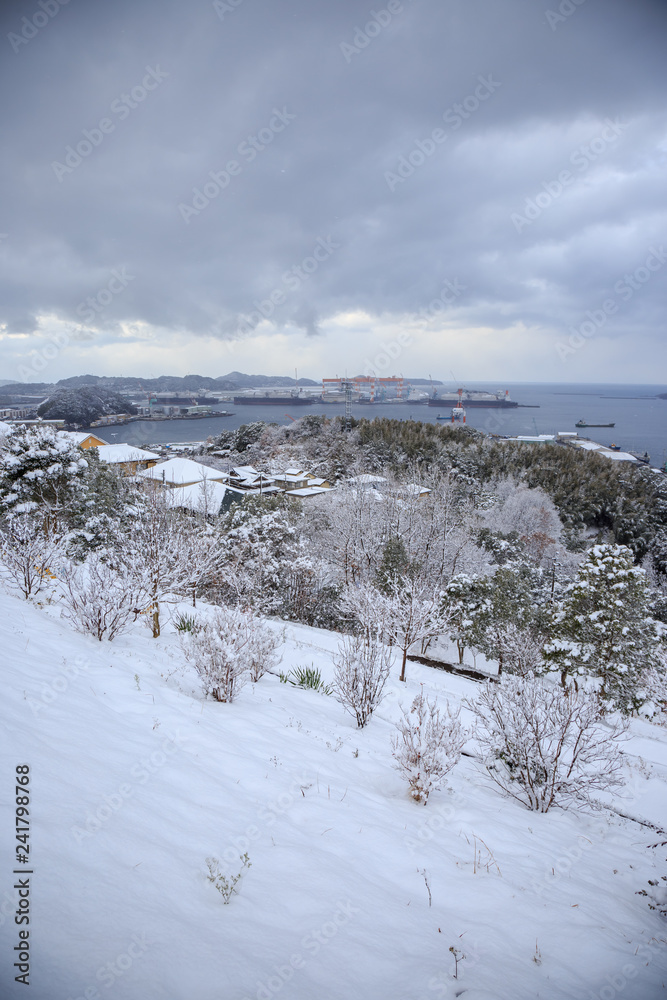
(96, 444), (161, 475)
(63, 430), (110, 450)
(399, 484), (432, 500)
(222, 466), (282, 495)
(164, 480), (242, 516)
(138, 457), (227, 488)
(304, 475), (332, 489)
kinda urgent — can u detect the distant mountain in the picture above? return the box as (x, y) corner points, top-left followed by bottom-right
(37, 387), (137, 426)
(216, 371), (319, 387)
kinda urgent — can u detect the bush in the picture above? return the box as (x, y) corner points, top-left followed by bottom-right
(466, 674), (627, 812)
(0, 512), (63, 600)
(179, 607), (254, 702)
(392, 691), (466, 804)
(333, 634), (392, 728)
(60, 553), (148, 641)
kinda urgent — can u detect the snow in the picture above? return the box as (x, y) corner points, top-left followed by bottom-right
(96, 444), (161, 465)
(164, 480), (229, 515)
(573, 441), (638, 462)
(138, 457), (227, 486)
(1, 587), (667, 999)
(285, 487), (331, 498)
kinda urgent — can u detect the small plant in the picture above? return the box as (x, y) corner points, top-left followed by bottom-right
(279, 665), (332, 695)
(533, 939), (542, 966)
(205, 853), (251, 903)
(174, 612), (198, 633)
(134, 673), (141, 691)
(449, 946), (466, 979)
(419, 867), (432, 906)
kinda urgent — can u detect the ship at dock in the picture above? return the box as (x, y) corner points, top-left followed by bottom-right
(428, 389), (518, 408)
(232, 394), (314, 406)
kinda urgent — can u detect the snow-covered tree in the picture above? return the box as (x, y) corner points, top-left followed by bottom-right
(0, 511), (63, 599)
(442, 573), (490, 664)
(343, 576), (452, 682)
(59, 551), (149, 641)
(544, 544), (662, 713)
(0, 424), (88, 523)
(179, 606), (255, 702)
(392, 691), (466, 803)
(122, 486), (224, 636)
(466, 674), (627, 812)
(333, 634), (392, 728)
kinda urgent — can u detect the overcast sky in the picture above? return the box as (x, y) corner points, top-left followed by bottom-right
(1, 0), (666, 385)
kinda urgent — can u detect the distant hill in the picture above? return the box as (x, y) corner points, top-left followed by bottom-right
(37, 386), (137, 426)
(216, 371), (319, 387)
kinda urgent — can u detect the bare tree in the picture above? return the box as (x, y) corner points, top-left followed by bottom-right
(392, 690), (466, 803)
(0, 512), (63, 600)
(466, 674), (627, 812)
(59, 552), (149, 641)
(343, 576), (453, 682)
(333, 634), (392, 727)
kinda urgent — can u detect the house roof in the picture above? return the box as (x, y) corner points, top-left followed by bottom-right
(348, 474), (387, 484)
(97, 444), (161, 464)
(164, 480), (229, 515)
(62, 431), (110, 446)
(286, 486), (331, 497)
(138, 457), (226, 485)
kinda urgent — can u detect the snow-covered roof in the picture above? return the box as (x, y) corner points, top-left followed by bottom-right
(97, 444), (161, 464)
(164, 480), (228, 515)
(230, 465), (259, 477)
(348, 474), (387, 484)
(286, 486), (331, 497)
(573, 441), (638, 462)
(305, 477), (330, 487)
(138, 457), (226, 485)
(62, 430), (110, 445)
(512, 435), (555, 443)
(283, 468), (305, 476)
(403, 483), (432, 495)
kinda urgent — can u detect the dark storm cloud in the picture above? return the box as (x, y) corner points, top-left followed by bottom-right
(0, 0), (665, 365)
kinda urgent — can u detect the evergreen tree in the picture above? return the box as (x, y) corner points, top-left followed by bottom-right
(0, 425), (88, 523)
(545, 543), (662, 713)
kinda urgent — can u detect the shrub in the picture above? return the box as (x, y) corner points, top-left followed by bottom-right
(60, 553), (148, 641)
(333, 634), (392, 728)
(392, 691), (466, 803)
(466, 674), (627, 812)
(179, 607), (253, 702)
(205, 854), (251, 903)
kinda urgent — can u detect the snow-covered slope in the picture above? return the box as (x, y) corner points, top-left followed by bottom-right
(1, 589), (666, 1000)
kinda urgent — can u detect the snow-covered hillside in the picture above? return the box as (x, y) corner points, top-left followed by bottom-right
(1, 589), (666, 1000)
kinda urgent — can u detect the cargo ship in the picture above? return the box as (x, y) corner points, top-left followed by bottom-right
(575, 420), (615, 428)
(233, 394), (314, 406)
(428, 389), (518, 409)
